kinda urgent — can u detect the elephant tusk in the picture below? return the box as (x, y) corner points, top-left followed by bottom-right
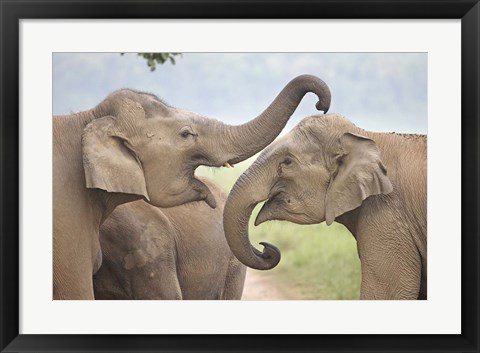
(223, 162), (234, 168)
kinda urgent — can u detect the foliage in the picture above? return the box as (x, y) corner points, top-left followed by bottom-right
(121, 53), (182, 71)
(196, 159), (361, 300)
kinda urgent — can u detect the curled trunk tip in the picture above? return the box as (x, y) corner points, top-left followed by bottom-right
(258, 242), (281, 268)
(294, 74), (331, 113)
(221, 74), (331, 164)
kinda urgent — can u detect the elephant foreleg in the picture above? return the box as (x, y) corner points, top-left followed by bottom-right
(54, 260), (95, 300)
(53, 233), (96, 300)
(359, 248), (422, 300)
(220, 257), (247, 300)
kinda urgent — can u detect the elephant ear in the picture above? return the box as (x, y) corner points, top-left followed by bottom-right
(325, 132), (392, 225)
(82, 99), (149, 200)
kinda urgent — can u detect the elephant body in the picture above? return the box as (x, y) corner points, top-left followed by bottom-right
(336, 130), (427, 299)
(94, 178), (246, 299)
(53, 75), (331, 299)
(224, 114), (427, 300)
(53, 112), (137, 299)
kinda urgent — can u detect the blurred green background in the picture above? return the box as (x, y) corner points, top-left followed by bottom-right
(197, 158), (361, 300)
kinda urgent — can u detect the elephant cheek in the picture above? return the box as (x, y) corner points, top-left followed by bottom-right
(146, 191), (186, 208)
(145, 191), (175, 208)
(142, 171), (192, 207)
(144, 183), (189, 208)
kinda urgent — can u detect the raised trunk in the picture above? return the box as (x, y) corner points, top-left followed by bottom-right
(223, 158), (280, 270)
(220, 75), (330, 164)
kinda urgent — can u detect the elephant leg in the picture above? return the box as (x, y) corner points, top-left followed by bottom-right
(93, 259), (131, 299)
(359, 247), (422, 300)
(94, 255), (183, 300)
(126, 237), (183, 300)
(220, 257), (247, 300)
(53, 262), (95, 300)
(131, 262), (183, 300)
(94, 238), (183, 299)
(53, 238), (96, 300)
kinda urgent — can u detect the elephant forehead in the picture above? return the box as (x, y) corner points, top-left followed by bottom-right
(143, 97), (173, 117)
(269, 126), (331, 165)
(142, 116), (192, 133)
(111, 89), (161, 107)
(273, 130), (310, 155)
(167, 106), (209, 121)
(105, 89), (174, 121)
(118, 90), (199, 121)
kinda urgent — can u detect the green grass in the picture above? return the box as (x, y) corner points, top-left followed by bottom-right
(197, 158), (361, 300)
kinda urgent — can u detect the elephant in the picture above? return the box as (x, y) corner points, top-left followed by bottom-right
(93, 177), (245, 300)
(53, 74), (331, 299)
(223, 114), (427, 300)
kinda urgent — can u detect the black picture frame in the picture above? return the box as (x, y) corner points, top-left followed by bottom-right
(1, 1), (479, 352)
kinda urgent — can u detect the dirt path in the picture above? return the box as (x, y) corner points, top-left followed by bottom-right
(241, 269), (288, 300)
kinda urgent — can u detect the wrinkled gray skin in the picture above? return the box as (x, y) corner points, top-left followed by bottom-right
(94, 177), (246, 299)
(53, 75), (331, 299)
(224, 115), (427, 300)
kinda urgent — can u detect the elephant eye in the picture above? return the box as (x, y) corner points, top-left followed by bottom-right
(282, 157), (292, 166)
(179, 127), (196, 139)
(278, 157), (293, 176)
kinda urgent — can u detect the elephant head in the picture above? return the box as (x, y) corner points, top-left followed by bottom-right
(81, 75), (331, 209)
(223, 114), (393, 270)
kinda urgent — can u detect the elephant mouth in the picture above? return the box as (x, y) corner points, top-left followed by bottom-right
(186, 157), (237, 208)
(193, 181), (216, 208)
(186, 157), (236, 208)
(190, 151), (237, 168)
(255, 191), (309, 226)
(254, 191), (284, 226)
(186, 172), (217, 208)
(212, 159), (236, 169)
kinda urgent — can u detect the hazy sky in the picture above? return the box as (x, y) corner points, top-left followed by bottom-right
(53, 52), (427, 134)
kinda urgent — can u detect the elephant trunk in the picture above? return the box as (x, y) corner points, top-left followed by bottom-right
(219, 74), (330, 164)
(223, 156), (280, 270)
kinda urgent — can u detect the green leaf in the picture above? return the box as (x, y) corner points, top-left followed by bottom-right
(126, 52), (183, 72)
